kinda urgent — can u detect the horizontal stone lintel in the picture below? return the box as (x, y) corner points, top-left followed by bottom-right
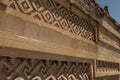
(0, 30), (119, 63)
(0, 30), (96, 61)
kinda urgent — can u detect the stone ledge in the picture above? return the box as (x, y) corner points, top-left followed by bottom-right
(0, 0), (10, 6)
(0, 30), (96, 60)
(102, 19), (120, 39)
(95, 72), (120, 77)
(0, 30), (120, 63)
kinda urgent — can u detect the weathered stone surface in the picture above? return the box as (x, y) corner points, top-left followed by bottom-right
(0, 0), (120, 80)
(0, 56), (92, 80)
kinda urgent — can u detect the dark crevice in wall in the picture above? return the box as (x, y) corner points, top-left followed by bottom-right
(0, 3), (6, 11)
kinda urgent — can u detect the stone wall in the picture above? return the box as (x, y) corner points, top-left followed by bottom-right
(0, 0), (120, 80)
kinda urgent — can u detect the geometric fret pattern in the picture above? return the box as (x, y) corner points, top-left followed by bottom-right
(96, 60), (119, 73)
(99, 30), (120, 50)
(0, 57), (91, 80)
(8, 0), (96, 42)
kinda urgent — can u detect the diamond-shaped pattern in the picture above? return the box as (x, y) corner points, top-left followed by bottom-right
(18, 0), (33, 13)
(8, 0), (95, 42)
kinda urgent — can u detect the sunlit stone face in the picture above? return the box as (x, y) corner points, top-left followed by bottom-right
(14, 77), (24, 80)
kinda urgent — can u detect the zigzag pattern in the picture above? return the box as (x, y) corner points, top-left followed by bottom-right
(96, 60), (119, 72)
(0, 57), (91, 80)
(8, 0), (96, 42)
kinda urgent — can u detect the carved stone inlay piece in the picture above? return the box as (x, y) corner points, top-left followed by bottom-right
(0, 57), (91, 80)
(7, 0), (96, 42)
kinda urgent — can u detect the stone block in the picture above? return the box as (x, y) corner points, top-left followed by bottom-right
(24, 22), (39, 39)
(0, 11), (6, 30)
(5, 14), (25, 35)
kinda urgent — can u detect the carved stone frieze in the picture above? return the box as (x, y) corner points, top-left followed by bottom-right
(96, 60), (119, 73)
(0, 0), (120, 80)
(99, 32), (120, 49)
(71, 0), (92, 13)
(7, 0), (96, 42)
(0, 57), (91, 80)
(99, 26), (120, 50)
(71, 0), (105, 18)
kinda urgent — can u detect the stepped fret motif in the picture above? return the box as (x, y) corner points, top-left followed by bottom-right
(99, 26), (120, 50)
(96, 60), (119, 72)
(0, 57), (91, 80)
(8, 0), (96, 42)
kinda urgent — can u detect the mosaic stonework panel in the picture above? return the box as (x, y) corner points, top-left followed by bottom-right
(8, 0), (96, 42)
(71, 0), (92, 13)
(99, 33), (120, 49)
(96, 60), (119, 73)
(99, 27), (120, 50)
(71, 0), (105, 18)
(0, 57), (91, 80)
